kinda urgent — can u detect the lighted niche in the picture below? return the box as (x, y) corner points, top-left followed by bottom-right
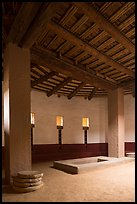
(31, 112), (35, 151)
(56, 116), (63, 147)
(56, 116), (63, 129)
(82, 117), (89, 130)
(82, 117), (90, 145)
(31, 112), (35, 128)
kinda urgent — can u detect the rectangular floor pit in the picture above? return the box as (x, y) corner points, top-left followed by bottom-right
(53, 156), (134, 174)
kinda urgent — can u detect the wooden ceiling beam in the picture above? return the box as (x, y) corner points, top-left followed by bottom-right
(100, 2), (112, 13)
(117, 79), (135, 88)
(47, 5), (78, 49)
(47, 77), (72, 97)
(110, 2), (134, 23)
(118, 79), (135, 98)
(119, 14), (135, 31)
(31, 71), (57, 87)
(88, 87), (97, 100)
(56, 12), (88, 53)
(73, 2), (135, 54)
(20, 3), (55, 48)
(48, 21), (134, 78)
(51, 6), (87, 53)
(7, 2), (42, 45)
(67, 82), (85, 99)
(31, 46), (117, 91)
(59, 5), (78, 26)
(80, 23), (95, 39)
(71, 14), (88, 32)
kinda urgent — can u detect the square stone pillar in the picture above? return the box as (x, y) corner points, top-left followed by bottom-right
(3, 43), (31, 184)
(108, 88), (125, 157)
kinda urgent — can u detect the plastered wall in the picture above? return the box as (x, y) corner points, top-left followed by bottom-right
(31, 90), (108, 144)
(2, 89), (135, 146)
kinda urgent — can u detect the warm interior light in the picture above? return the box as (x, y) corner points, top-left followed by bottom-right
(56, 116), (63, 128)
(31, 112), (35, 126)
(82, 117), (89, 128)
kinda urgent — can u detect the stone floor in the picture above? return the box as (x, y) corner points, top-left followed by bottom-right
(2, 158), (135, 202)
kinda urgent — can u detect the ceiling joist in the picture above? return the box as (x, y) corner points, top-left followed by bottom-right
(3, 2), (134, 98)
(21, 3), (55, 48)
(47, 21), (134, 78)
(59, 5), (78, 26)
(88, 87), (97, 100)
(67, 82), (86, 99)
(47, 77), (72, 97)
(73, 2), (135, 54)
(31, 46), (117, 91)
(31, 71), (57, 87)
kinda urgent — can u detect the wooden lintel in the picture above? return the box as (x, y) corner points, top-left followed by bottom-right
(47, 21), (134, 78)
(47, 77), (72, 97)
(73, 2), (135, 54)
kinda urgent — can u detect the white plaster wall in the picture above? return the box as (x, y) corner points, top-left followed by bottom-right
(2, 89), (135, 146)
(31, 89), (108, 144)
(124, 94), (135, 142)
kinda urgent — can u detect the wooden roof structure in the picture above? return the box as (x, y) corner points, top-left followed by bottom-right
(2, 2), (135, 99)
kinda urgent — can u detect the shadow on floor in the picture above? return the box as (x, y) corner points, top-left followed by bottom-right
(2, 185), (17, 194)
(2, 178), (20, 194)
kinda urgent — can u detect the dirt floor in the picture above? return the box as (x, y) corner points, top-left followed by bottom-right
(2, 158), (135, 202)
